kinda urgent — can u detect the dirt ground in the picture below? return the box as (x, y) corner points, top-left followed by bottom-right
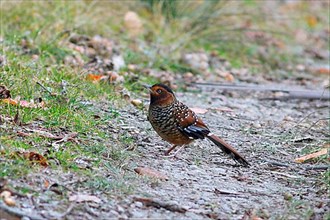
(124, 84), (329, 219)
(1, 79), (329, 220)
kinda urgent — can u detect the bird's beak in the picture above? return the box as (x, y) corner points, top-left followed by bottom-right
(142, 84), (155, 94)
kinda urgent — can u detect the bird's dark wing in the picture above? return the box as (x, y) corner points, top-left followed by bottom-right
(173, 102), (210, 140)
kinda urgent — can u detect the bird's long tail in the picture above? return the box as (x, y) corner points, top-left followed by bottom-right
(207, 134), (250, 167)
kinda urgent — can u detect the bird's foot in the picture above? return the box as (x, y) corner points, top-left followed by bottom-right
(162, 145), (185, 158)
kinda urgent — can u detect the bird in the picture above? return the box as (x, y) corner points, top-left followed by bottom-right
(144, 83), (249, 166)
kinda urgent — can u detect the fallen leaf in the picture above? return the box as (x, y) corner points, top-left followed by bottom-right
(306, 15), (317, 28)
(0, 85), (11, 99)
(315, 67), (330, 75)
(13, 109), (20, 125)
(2, 98), (45, 108)
(294, 148), (328, 163)
(0, 178), (8, 190)
(134, 197), (186, 213)
(0, 190), (16, 206)
(2, 98), (18, 105)
(0, 191), (11, 198)
(11, 151), (49, 167)
(69, 194), (101, 203)
(190, 107), (208, 114)
(4, 196), (16, 206)
(134, 167), (169, 180)
(44, 180), (50, 188)
(86, 74), (102, 81)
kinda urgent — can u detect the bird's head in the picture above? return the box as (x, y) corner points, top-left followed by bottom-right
(144, 83), (176, 106)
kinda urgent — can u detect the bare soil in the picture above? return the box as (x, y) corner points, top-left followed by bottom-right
(1, 82), (329, 220)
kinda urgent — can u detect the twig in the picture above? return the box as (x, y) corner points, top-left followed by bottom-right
(192, 82), (330, 100)
(52, 132), (78, 145)
(269, 171), (301, 179)
(0, 201), (43, 220)
(57, 203), (75, 220)
(21, 128), (78, 141)
(133, 197), (187, 213)
(36, 81), (57, 96)
(60, 80), (68, 95)
(262, 159), (329, 171)
(263, 159), (290, 167)
(302, 117), (330, 134)
(290, 111), (316, 130)
(214, 188), (241, 196)
(304, 165), (329, 171)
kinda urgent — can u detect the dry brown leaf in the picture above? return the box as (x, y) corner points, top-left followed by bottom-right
(0, 190), (16, 207)
(134, 167), (169, 181)
(4, 196), (16, 206)
(12, 151), (49, 167)
(2, 98), (45, 108)
(0, 191), (11, 198)
(190, 107), (208, 114)
(306, 15), (318, 28)
(69, 194), (101, 203)
(2, 98), (18, 105)
(86, 74), (102, 82)
(315, 67), (330, 75)
(13, 110), (20, 125)
(134, 197), (187, 213)
(294, 148), (328, 163)
(225, 73), (235, 82)
(44, 180), (50, 188)
(0, 85), (11, 99)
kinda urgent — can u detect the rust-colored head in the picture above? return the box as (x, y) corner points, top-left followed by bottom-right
(144, 83), (176, 106)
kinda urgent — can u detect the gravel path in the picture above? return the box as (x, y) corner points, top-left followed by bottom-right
(125, 86), (329, 219)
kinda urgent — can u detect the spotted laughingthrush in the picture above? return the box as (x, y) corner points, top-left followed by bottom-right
(144, 83), (249, 166)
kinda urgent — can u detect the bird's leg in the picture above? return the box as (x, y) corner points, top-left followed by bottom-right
(164, 145), (178, 156)
(163, 145), (185, 158)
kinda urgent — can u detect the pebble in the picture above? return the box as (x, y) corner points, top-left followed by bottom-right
(131, 99), (143, 107)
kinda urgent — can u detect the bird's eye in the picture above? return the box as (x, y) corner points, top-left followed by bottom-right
(156, 89), (162, 94)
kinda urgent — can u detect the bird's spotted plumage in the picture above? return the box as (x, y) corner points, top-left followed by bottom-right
(145, 83), (249, 166)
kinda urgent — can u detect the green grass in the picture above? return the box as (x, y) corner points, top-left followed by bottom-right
(0, 1), (135, 192)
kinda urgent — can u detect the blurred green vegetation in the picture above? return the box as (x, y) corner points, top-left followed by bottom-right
(2, 1), (329, 73)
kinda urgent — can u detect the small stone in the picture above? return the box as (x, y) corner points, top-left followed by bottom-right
(283, 116), (294, 121)
(296, 64), (305, 72)
(124, 11), (143, 37)
(4, 197), (16, 206)
(0, 190), (11, 198)
(252, 122), (261, 128)
(117, 205), (125, 213)
(127, 64), (137, 71)
(134, 201), (143, 208)
(131, 99), (143, 107)
(112, 55), (125, 71)
(196, 198), (205, 205)
(283, 192), (293, 201)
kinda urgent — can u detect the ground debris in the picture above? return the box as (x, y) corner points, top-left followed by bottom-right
(0, 201), (43, 220)
(133, 197), (187, 213)
(6, 151), (49, 167)
(0, 85), (11, 99)
(134, 167), (169, 181)
(214, 188), (240, 196)
(69, 194), (101, 203)
(294, 148), (328, 163)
